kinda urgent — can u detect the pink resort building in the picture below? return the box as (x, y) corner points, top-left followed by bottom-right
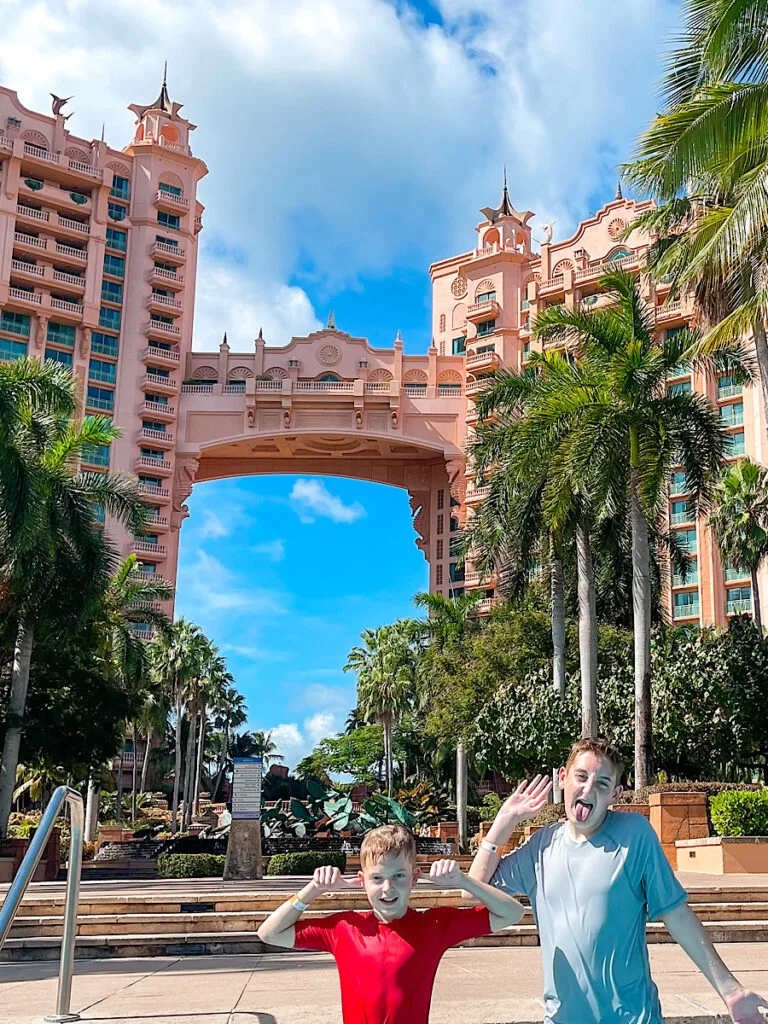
(0, 81), (765, 634)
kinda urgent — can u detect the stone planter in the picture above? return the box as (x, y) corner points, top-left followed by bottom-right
(675, 836), (768, 873)
(649, 792), (709, 869)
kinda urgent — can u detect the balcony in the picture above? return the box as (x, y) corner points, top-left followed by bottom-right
(539, 275), (565, 293)
(727, 598), (752, 615)
(139, 427), (174, 448)
(16, 203), (50, 224)
(57, 214), (90, 236)
(51, 268), (86, 293)
(575, 253), (639, 283)
(718, 383), (742, 400)
(14, 231), (48, 253)
(155, 188), (189, 209)
(180, 383), (213, 394)
(466, 299), (501, 322)
(8, 287), (42, 307)
(10, 259), (44, 282)
(142, 344), (181, 367)
(465, 485), (490, 505)
(136, 453), (172, 475)
(132, 540), (167, 559)
(673, 602), (700, 620)
(295, 381), (355, 393)
(54, 242), (87, 265)
(141, 373), (178, 395)
(466, 349), (501, 372)
(147, 292), (183, 315)
(465, 378), (490, 397)
(656, 300), (684, 324)
(670, 509), (694, 526)
(50, 296), (83, 320)
(0, 129), (11, 153)
(146, 318), (181, 340)
(112, 750), (137, 768)
(150, 240), (185, 263)
(145, 514), (169, 531)
(149, 265), (184, 288)
(474, 598), (496, 615)
(720, 406), (744, 428)
(140, 400), (176, 420)
(138, 483), (171, 502)
(724, 566), (749, 583)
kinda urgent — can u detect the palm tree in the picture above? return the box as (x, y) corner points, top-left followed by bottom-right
(150, 619), (206, 833)
(622, 0), (768, 418)
(344, 622), (417, 796)
(249, 730), (284, 768)
(0, 365), (146, 836)
(530, 270), (730, 788)
(210, 686), (247, 801)
(413, 590), (482, 851)
(709, 458), (768, 630)
(193, 653), (233, 816)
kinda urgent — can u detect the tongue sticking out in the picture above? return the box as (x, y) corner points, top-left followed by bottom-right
(575, 801), (591, 823)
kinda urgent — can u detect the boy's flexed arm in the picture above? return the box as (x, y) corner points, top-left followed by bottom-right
(662, 902), (768, 1024)
(428, 859), (524, 932)
(256, 865), (359, 948)
(468, 775), (552, 884)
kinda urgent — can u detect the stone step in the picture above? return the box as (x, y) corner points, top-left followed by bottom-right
(3, 918), (768, 962)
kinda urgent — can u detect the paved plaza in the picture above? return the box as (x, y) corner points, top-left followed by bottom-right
(1, 942), (767, 1024)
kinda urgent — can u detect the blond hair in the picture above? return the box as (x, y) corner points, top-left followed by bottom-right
(359, 824), (416, 870)
(565, 737), (624, 784)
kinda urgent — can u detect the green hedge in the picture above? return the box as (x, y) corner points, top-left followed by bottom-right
(267, 852), (346, 876)
(710, 790), (768, 837)
(157, 853), (225, 878)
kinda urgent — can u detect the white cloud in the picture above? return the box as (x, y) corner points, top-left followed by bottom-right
(0, 0), (676, 349)
(300, 682), (355, 713)
(267, 713), (341, 770)
(290, 478), (366, 524)
(251, 539), (286, 563)
(176, 548), (286, 621)
(199, 509), (230, 540)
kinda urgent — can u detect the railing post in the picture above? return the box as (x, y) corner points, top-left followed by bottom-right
(0, 786), (84, 1023)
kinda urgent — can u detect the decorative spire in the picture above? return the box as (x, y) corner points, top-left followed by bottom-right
(396, 328), (402, 343)
(480, 169), (534, 226)
(257, 326), (264, 340)
(615, 179), (623, 201)
(128, 65), (184, 120)
(221, 331), (229, 348)
(100, 122), (105, 143)
(327, 309), (336, 330)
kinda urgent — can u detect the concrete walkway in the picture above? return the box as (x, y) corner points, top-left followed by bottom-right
(1, 942), (766, 1024)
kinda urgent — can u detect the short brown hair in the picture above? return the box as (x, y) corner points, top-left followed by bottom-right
(360, 824), (416, 870)
(565, 737), (624, 784)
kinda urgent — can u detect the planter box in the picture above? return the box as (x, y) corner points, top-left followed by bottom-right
(610, 803), (650, 821)
(676, 836), (768, 874)
(650, 792), (709, 870)
(0, 830), (60, 881)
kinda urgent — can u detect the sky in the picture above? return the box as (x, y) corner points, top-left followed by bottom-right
(0, 0), (682, 768)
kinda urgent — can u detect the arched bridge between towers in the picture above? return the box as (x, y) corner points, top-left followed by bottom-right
(169, 325), (469, 594)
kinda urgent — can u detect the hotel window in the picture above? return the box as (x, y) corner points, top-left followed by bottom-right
(140, 447), (165, 461)
(145, 393), (168, 406)
(155, 235), (178, 247)
(717, 375), (742, 400)
(436, 540), (443, 560)
(438, 382), (461, 393)
(476, 290), (496, 303)
(86, 385), (114, 412)
(99, 307), (121, 331)
(673, 591), (700, 618)
(138, 561), (156, 574)
(91, 332), (119, 357)
(670, 500), (693, 526)
(0, 338), (27, 361)
(669, 470), (687, 495)
(101, 280), (123, 304)
(138, 475), (162, 488)
(0, 311), (31, 338)
(724, 563), (749, 583)
(452, 336), (466, 355)
(476, 319), (496, 338)
(667, 379), (691, 396)
(107, 202), (127, 222)
(157, 211), (180, 230)
(672, 561), (699, 587)
(45, 348), (72, 366)
(726, 586), (752, 615)
(106, 227), (127, 252)
(436, 514), (444, 535)
(449, 563), (465, 583)
(159, 182), (183, 196)
(436, 565), (443, 586)
(142, 420), (166, 433)
(89, 358), (116, 384)
(82, 443), (110, 468)
(110, 176), (130, 199)
(103, 254), (125, 277)
(675, 528), (697, 554)
(147, 366), (169, 379)
(47, 321), (75, 347)
(437, 490), (445, 510)
(719, 402), (744, 427)
(726, 431), (745, 457)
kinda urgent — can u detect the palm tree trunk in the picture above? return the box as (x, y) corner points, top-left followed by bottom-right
(116, 751), (124, 824)
(140, 727), (153, 794)
(456, 740), (468, 852)
(630, 454), (653, 790)
(0, 616), (35, 838)
(84, 770), (100, 843)
(194, 706), (206, 816)
(384, 721), (393, 796)
(172, 682), (183, 834)
(131, 721), (138, 822)
(752, 317), (768, 429)
(751, 566), (763, 632)
(183, 703), (197, 829)
(213, 720), (230, 802)
(576, 521), (598, 738)
(551, 544), (566, 697)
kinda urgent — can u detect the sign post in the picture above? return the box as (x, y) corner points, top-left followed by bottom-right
(223, 756), (263, 880)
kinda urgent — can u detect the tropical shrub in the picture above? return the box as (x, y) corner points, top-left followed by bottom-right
(267, 852), (346, 876)
(157, 853), (225, 878)
(710, 791), (768, 838)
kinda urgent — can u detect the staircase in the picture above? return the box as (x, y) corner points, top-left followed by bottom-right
(2, 880), (767, 962)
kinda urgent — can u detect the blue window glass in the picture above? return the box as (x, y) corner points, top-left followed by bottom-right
(155, 235), (178, 247)
(726, 586), (752, 615)
(106, 227), (127, 252)
(145, 393), (168, 406)
(110, 176), (130, 199)
(89, 358), (116, 384)
(719, 402), (744, 427)
(675, 528), (697, 554)
(86, 385), (114, 411)
(45, 348), (73, 366)
(157, 211), (180, 230)
(0, 311), (31, 338)
(90, 332), (119, 357)
(452, 336), (466, 355)
(667, 380), (691, 396)
(108, 202), (126, 222)
(103, 254), (125, 277)
(99, 307), (121, 330)
(607, 248), (632, 261)
(46, 321), (75, 347)
(147, 366), (169, 378)
(674, 591), (700, 617)
(158, 182), (182, 196)
(670, 470), (687, 494)
(101, 280), (123, 303)
(476, 319), (496, 338)
(476, 290), (496, 303)
(82, 443), (110, 468)
(726, 431), (746, 457)
(0, 338), (27, 360)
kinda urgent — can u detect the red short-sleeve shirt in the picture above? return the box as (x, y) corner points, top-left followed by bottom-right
(294, 905), (491, 1023)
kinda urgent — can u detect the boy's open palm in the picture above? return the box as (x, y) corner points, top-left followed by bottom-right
(498, 774), (553, 823)
(428, 859), (464, 887)
(724, 987), (768, 1023)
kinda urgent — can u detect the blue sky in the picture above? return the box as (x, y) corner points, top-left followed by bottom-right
(0, 0), (682, 766)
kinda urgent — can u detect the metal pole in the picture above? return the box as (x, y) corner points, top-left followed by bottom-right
(0, 786), (83, 1023)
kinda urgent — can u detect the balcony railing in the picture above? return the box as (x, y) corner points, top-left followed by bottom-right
(8, 287), (42, 305)
(724, 567), (749, 582)
(138, 483), (170, 499)
(147, 319), (181, 337)
(656, 300), (683, 322)
(137, 455), (172, 473)
(718, 383), (742, 400)
(670, 510), (693, 526)
(540, 275), (564, 291)
(674, 602), (700, 619)
(14, 231), (47, 250)
(57, 215), (89, 234)
(52, 269), (85, 287)
(139, 428), (174, 445)
(56, 242), (87, 262)
(11, 259), (44, 277)
(16, 204), (49, 222)
(133, 540), (167, 556)
(148, 292), (183, 311)
(145, 344), (181, 363)
(50, 297), (83, 316)
(727, 599), (752, 615)
(155, 188), (189, 208)
(151, 240), (185, 260)
(181, 383), (213, 394)
(151, 266), (184, 284)
(295, 381), (355, 392)
(141, 400), (175, 418)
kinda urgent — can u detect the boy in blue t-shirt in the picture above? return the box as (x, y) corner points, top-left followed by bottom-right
(470, 737), (767, 1024)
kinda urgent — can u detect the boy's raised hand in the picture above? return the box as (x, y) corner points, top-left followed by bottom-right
(428, 858), (464, 888)
(497, 774), (553, 825)
(310, 865), (362, 893)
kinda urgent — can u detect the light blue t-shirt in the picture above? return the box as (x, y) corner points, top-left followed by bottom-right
(491, 810), (688, 1024)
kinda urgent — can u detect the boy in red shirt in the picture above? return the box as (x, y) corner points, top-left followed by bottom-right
(257, 823), (526, 1023)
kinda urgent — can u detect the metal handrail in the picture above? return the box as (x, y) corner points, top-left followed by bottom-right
(0, 786), (84, 1022)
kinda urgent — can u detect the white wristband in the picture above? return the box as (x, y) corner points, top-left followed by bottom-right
(291, 897), (310, 912)
(480, 838), (499, 854)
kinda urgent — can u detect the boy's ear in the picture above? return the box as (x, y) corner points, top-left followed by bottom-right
(558, 765), (567, 788)
(412, 865), (421, 883)
(612, 784), (623, 805)
(357, 870), (365, 885)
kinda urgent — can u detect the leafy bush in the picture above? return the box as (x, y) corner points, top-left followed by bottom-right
(710, 790), (768, 837)
(157, 853), (225, 878)
(267, 852), (346, 876)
